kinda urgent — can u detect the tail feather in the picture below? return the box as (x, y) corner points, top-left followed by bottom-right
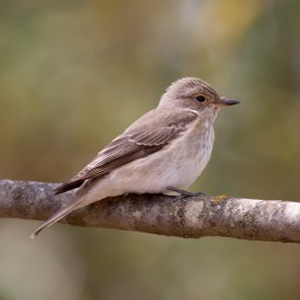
(30, 178), (98, 239)
(29, 200), (82, 240)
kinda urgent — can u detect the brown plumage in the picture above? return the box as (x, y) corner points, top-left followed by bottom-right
(54, 109), (198, 195)
(30, 77), (239, 239)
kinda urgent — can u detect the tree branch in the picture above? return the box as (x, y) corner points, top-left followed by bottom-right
(0, 179), (299, 243)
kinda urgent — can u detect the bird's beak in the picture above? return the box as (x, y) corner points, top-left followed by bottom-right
(217, 97), (240, 107)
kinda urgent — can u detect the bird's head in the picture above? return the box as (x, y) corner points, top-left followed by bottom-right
(159, 77), (239, 121)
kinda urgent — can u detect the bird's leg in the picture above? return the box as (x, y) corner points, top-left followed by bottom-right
(167, 187), (206, 197)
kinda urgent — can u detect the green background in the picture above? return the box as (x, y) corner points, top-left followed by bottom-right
(0, 0), (300, 299)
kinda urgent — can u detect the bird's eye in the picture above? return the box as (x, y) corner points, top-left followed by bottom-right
(195, 95), (206, 102)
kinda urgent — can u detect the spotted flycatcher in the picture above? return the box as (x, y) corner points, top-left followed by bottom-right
(30, 77), (239, 238)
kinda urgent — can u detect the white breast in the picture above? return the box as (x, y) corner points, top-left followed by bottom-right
(169, 123), (215, 188)
(81, 117), (215, 205)
(110, 118), (215, 193)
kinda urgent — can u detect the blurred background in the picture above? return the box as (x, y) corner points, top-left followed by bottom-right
(0, 0), (300, 299)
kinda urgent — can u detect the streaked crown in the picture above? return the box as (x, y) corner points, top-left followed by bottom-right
(158, 77), (239, 111)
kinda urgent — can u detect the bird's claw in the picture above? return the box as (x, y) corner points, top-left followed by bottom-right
(167, 187), (206, 198)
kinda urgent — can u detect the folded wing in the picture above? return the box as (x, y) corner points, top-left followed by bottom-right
(54, 109), (198, 195)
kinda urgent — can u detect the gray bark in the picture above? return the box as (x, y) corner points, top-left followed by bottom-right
(0, 179), (299, 243)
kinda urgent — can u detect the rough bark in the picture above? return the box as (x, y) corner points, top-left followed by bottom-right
(0, 179), (299, 243)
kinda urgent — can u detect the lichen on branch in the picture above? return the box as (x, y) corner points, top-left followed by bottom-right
(0, 180), (300, 243)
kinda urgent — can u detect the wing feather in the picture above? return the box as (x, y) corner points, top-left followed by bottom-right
(54, 110), (198, 195)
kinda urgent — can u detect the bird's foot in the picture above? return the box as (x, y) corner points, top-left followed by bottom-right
(167, 187), (206, 198)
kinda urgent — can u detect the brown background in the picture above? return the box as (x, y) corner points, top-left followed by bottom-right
(0, 1), (300, 299)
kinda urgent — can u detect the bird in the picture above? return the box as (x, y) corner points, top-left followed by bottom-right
(29, 77), (239, 239)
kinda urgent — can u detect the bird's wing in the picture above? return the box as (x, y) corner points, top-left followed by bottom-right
(54, 109), (198, 195)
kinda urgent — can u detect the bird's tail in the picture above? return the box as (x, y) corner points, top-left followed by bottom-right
(29, 198), (84, 240)
(29, 178), (99, 240)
